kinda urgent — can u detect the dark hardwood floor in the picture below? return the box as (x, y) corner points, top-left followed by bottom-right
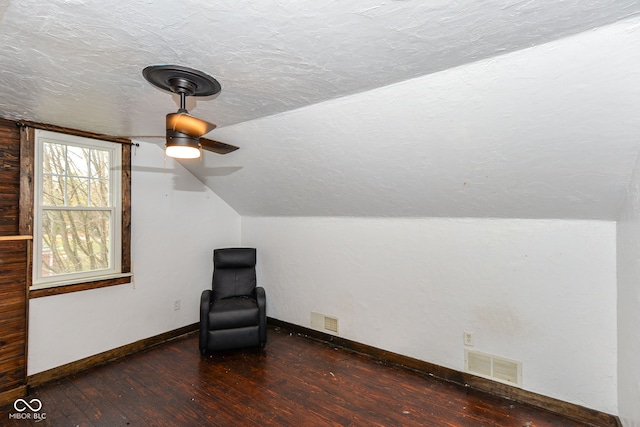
(2, 326), (593, 426)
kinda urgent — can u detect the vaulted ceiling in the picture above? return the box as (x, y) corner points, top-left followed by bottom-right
(2, 1), (640, 219)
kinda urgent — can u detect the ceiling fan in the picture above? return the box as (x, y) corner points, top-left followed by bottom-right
(138, 64), (239, 159)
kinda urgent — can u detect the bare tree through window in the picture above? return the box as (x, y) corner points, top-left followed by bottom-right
(41, 142), (112, 277)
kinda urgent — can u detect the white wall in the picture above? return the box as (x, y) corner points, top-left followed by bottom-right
(617, 151), (640, 427)
(28, 141), (241, 374)
(242, 216), (617, 414)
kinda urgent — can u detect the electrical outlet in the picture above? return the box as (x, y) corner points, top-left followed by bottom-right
(464, 331), (474, 346)
(174, 300), (181, 311)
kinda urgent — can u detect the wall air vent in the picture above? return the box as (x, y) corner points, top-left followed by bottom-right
(324, 316), (338, 333)
(311, 312), (339, 335)
(465, 349), (522, 387)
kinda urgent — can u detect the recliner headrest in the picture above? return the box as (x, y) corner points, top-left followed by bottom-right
(214, 248), (256, 269)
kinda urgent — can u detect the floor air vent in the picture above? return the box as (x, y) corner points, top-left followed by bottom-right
(311, 312), (339, 335)
(464, 350), (522, 387)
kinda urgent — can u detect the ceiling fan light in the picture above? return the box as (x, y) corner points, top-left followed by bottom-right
(166, 130), (201, 159)
(165, 145), (200, 159)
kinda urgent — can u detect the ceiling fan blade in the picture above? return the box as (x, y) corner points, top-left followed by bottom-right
(166, 112), (216, 138)
(200, 137), (239, 155)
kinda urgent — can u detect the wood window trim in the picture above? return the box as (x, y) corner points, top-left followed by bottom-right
(29, 275), (132, 299)
(18, 120), (133, 298)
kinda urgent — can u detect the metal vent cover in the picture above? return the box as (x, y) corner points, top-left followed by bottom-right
(324, 316), (338, 333)
(311, 312), (339, 335)
(465, 349), (522, 387)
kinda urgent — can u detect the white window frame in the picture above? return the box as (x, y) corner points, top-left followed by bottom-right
(32, 129), (123, 288)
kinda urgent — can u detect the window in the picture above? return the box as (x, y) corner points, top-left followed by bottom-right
(32, 129), (127, 288)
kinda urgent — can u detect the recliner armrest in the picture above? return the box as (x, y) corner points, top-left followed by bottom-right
(201, 290), (212, 312)
(255, 287), (267, 345)
(199, 290), (212, 351)
(255, 287), (266, 308)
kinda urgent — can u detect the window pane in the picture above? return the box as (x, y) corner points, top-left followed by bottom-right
(43, 142), (66, 175)
(42, 174), (65, 206)
(66, 145), (90, 177)
(41, 142), (112, 209)
(90, 149), (110, 179)
(41, 210), (111, 277)
(90, 178), (109, 207)
(67, 176), (89, 206)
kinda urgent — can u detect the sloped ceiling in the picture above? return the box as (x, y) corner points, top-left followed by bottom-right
(2, 1), (640, 219)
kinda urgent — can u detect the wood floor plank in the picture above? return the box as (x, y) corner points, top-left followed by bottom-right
(1, 326), (598, 426)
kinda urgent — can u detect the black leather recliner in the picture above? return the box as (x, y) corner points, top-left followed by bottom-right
(199, 248), (266, 353)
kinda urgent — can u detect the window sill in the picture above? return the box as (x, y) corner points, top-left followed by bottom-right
(30, 274), (133, 299)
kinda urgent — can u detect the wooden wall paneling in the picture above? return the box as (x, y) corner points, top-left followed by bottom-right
(0, 118), (30, 406)
(121, 143), (131, 273)
(0, 238), (30, 406)
(0, 119), (21, 237)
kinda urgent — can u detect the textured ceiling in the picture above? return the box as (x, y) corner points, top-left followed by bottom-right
(181, 17), (640, 220)
(2, 1), (640, 219)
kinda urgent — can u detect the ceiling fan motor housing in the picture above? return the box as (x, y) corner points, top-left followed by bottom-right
(166, 129), (200, 148)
